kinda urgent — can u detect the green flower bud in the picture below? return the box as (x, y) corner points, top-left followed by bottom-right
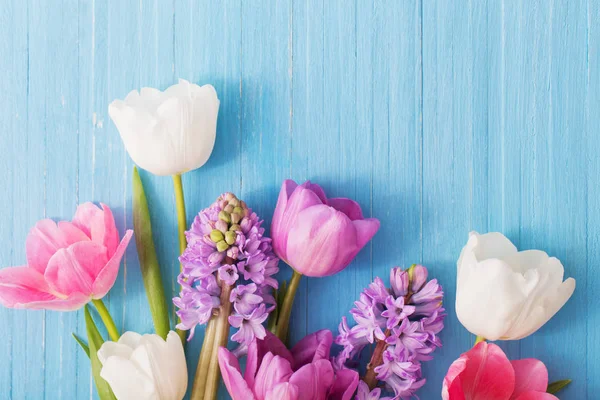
(231, 213), (242, 224)
(229, 224), (241, 232)
(225, 231), (236, 245)
(210, 229), (224, 243)
(229, 198), (240, 207)
(218, 211), (231, 223)
(224, 204), (234, 213)
(233, 206), (243, 215)
(216, 240), (230, 252)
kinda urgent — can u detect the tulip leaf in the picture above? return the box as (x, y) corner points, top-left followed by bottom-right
(72, 333), (90, 358)
(85, 306), (117, 400)
(547, 379), (572, 394)
(132, 166), (171, 339)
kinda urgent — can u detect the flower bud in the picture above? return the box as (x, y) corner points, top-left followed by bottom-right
(224, 204), (234, 213)
(229, 198), (240, 207)
(233, 206), (243, 215)
(210, 229), (225, 243)
(410, 264), (428, 292)
(227, 247), (239, 259)
(390, 267), (409, 297)
(231, 213), (242, 224)
(215, 220), (228, 233)
(219, 211), (231, 223)
(225, 231), (236, 245)
(229, 224), (241, 232)
(216, 240), (230, 252)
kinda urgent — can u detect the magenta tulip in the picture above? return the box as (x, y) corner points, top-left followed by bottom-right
(0, 203), (133, 311)
(218, 329), (359, 400)
(442, 342), (558, 400)
(271, 180), (380, 277)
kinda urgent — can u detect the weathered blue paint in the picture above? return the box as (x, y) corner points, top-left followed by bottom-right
(0, 1), (597, 398)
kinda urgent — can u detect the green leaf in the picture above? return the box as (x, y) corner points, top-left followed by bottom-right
(72, 333), (90, 358)
(85, 306), (117, 400)
(133, 166), (171, 339)
(547, 379), (572, 394)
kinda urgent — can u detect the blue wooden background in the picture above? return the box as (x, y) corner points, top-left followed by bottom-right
(0, 0), (597, 399)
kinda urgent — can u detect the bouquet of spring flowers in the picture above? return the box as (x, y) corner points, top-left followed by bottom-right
(0, 80), (577, 400)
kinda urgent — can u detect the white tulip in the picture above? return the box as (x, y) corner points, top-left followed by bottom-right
(109, 79), (219, 176)
(98, 331), (187, 400)
(456, 231), (575, 341)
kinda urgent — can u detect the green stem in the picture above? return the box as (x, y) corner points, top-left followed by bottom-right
(203, 281), (233, 400)
(274, 270), (302, 342)
(190, 319), (216, 400)
(92, 299), (120, 342)
(172, 174), (188, 344)
(475, 336), (486, 345)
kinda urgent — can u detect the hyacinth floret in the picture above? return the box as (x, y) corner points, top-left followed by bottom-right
(334, 265), (445, 399)
(173, 193), (279, 346)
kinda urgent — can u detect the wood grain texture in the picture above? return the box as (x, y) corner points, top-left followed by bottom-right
(0, 0), (596, 398)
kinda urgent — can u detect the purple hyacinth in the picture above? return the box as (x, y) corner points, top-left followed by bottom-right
(334, 265), (445, 399)
(173, 193), (279, 347)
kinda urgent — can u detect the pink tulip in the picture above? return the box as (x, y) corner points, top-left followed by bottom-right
(271, 180), (380, 277)
(0, 203), (133, 311)
(218, 329), (359, 400)
(442, 342), (558, 400)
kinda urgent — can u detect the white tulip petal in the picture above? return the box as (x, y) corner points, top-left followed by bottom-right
(165, 331), (188, 400)
(97, 342), (134, 365)
(118, 331), (144, 348)
(100, 356), (158, 400)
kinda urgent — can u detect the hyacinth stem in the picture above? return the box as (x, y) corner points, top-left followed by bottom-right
(203, 281), (234, 400)
(475, 335), (486, 345)
(363, 329), (391, 390)
(274, 270), (303, 342)
(190, 318), (216, 400)
(172, 174), (188, 344)
(92, 299), (120, 342)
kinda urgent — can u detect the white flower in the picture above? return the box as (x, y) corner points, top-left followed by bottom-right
(98, 331), (187, 400)
(109, 79), (219, 176)
(456, 231), (575, 341)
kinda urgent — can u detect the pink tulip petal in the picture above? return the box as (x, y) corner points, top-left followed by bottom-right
(289, 359), (334, 400)
(459, 342), (515, 400)
(23, 291), (90, 311)
(26, 219), (81, 274)
(246, 331), (294, 388)
(352, 218), (381, 249)
(290, 329), (333, 370)
(253, 353), (294, 400)
(92, 230), (133, 298)
(58, 221), (92, 242)
(442, 356), (467, 400)
(510, 359), (549, 398)
(218, 347), (256, 400)
(327, 198), (364, 221)
(0, 266), (55, 307)
(328, 368), (359, 400)
(286, 205), (357, 276)
(72, 202), (119, 257)
(513, 392), (558, 400)
(271, 181), (324, 262)
(44, 241), (109, 295)
(265, 382), (299, 400)
(300, 181), (327, 204)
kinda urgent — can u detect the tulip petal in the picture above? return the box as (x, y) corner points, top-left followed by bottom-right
(300, 181), (327, 204)
(327, 198), (364, 220)
(288, 359), (334, 400)
(352, 218), (380, 249)
(100, 356), (158, 400)
(458, 342), (515, 400)
(271, 180), (299, 258)
(290, 329), (333, 370)
(271, 182), (325, 262)
(164, 331), (188, 400)
(44, 242), (109, 295)
(26, 219), (84, 274)
(0, 266), (55, 307)
(286, 205), (357, 277)
(253, 353), (294, 400)
(21, 292), (90, 311)
(246, 331), (294, 388)
(72, 202), (119, 257)
(97, 341), (135, 365)
(513, 392), (559, 400)
(510, 359), (549, 398)
(92, 230), (133, 299)
(265, 382), (299, 400)
(442, 356), (467, 400)
(218, 347), (256, 400)
(328, 368), (359, 400)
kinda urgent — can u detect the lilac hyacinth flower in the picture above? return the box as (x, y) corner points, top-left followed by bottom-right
(355, 381), (393, 400)
(334, 265), (445, 400)
(173, 193), (279, 347)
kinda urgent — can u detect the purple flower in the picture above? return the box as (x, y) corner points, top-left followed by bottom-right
(355, 381), (393, 400)
(174, 193), (279, 347)
(335, 265), (445, 399)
